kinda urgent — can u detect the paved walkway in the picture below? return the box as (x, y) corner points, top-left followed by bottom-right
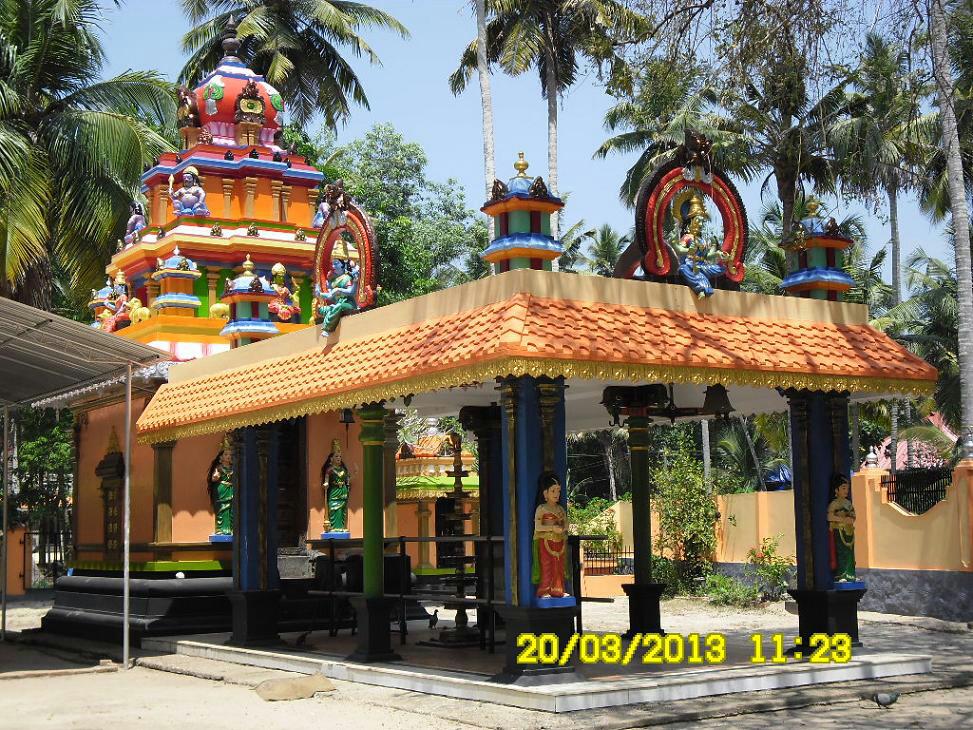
(2, 594), (971, 728)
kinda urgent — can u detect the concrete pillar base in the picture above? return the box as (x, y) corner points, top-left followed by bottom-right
(226, 589), (280, 646)
(788, 587), (866, 646)
(622, 582), (666, 637)
(495, 604), (577, 680)
(348, 596), (400, 663)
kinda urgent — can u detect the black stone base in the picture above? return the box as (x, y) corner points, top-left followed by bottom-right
(622, 582), (666, 637)
(494, 604), (578, 680)
(788, 587), (866, 646)
(41, 575), (233, 645)
(226, 589), (281, 646)
(347, 597), (401, 663)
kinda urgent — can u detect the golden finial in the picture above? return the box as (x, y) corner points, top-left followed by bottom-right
(687, 190), (710, 221)
(242, 253), (255, 273)
(514, 152), (529, 177)
(806, 197), (821, 218)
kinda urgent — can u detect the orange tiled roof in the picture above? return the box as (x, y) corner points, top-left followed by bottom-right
(137, 292), (936, 443)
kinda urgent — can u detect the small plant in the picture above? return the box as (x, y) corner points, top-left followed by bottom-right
(745, 536), (794, 601)
(704, 573), (759, 607)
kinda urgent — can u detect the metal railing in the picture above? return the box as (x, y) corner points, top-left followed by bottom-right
(882, 467), (952, 515)
(581, 546), (634, 576)
(304, 533), (611, 651)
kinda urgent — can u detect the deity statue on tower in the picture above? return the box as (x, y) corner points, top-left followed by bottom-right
(168, 166), (210, 217)
(672, 190), (728, 298)
(268, 262), (302, 323)
(315, 259), (358, 333)
(321, 439), (350, 533)
(123, 201), (147, 246)
(312, 179), (351, 228)
(208, 436), (234, 536)
(532, 471), (570, 599)
(828, 474), (856, 582)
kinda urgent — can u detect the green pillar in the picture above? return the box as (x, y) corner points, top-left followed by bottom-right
(627, 415), (653, 585)
(357, 402), (386, 599)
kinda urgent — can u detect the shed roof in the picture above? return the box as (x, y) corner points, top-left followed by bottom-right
(137, 270), (936, 443)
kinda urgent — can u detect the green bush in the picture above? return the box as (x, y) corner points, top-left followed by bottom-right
(651, 555), (679, 599)
(652, 433), (719, 588)
(745, 536), (794, 601)
(704, 573), (759, 607)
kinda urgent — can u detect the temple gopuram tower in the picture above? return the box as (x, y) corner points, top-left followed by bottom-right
(97, 19), (324, 359)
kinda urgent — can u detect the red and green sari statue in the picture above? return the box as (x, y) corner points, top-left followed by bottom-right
(532, 473), (570, 598)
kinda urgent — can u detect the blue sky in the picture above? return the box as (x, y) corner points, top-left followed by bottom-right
(101, 1), (950, 283)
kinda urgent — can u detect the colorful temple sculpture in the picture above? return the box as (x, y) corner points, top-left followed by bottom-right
(480, 153), (563, 272)
(780, 198), (856, 300)
(46, 37), (938, 690)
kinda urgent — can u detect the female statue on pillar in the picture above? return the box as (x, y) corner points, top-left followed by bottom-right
(827, 474), (856, 582)
(208, 436), (234, 535)
(322, 439), (350, 532)
(532, 471), (570, 598)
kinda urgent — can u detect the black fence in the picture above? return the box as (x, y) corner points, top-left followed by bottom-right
(881, 467), (952, 515)
(582, 546), (634, 576)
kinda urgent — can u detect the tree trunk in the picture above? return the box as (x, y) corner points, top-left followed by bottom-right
(474, 0), (495, 243)
(889, 403), (898, 475)
(739, 416), (766, 491)
(931, 0), (973, 436)
(775, 164), (797, 244)
(701, 419), (712, 491)
(889, 183), (901, 305)
(545, 59), (559, 240)
(598, 431), (618, 501)
(850, 402), (861, 471)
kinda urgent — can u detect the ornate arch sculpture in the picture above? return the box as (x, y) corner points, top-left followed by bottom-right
(615, 133), (748, 295)
(312, 184), (380, 316)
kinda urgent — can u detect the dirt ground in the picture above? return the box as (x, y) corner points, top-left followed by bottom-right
(2, 594), (972, 729)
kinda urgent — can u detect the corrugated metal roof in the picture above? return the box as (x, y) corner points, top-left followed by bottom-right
(0, 298), (168, 407)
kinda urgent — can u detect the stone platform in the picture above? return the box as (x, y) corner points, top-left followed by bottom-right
(142, 626), (932, 712)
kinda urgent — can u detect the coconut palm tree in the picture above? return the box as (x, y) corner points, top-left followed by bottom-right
(928, 0), (973, 437)
(450, 0), (643, 238)
(0, 0), (174, 309)
(594, 59), (755, 207)
(586, 224), (626, 276)
(473, 0), (496, 239)
(830, 33), (930, 306)
(556, 219), (595, 273)
(179, 1), (408, 128)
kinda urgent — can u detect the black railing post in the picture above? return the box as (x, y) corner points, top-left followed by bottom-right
(398, 536), (407, 644)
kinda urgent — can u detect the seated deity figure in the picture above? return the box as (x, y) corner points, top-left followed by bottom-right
(208, 437), (234, 536)
(168, 166), (210, 217)
(123, 201), (147, 246)
(268, 263), (301, 323)
(672, 192), (727, 298)
(532, 471), (570, 599)
(827, 474), (856, 582)
(316, 258), (357, 333)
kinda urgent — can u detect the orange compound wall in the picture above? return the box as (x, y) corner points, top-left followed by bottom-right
(75, 398), (154, 551)
(171, 432), (224, 543)
(305, 412), (364, 540)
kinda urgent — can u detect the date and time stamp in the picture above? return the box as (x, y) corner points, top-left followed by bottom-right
(515, 632), (854, 667)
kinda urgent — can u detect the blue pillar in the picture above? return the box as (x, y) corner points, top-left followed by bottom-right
(498, 376), (571, 609)
(228, 425), (281, 645)
(787, 389), (864, 645)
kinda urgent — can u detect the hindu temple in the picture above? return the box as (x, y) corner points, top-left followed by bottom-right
(41, 27), (940, 711)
